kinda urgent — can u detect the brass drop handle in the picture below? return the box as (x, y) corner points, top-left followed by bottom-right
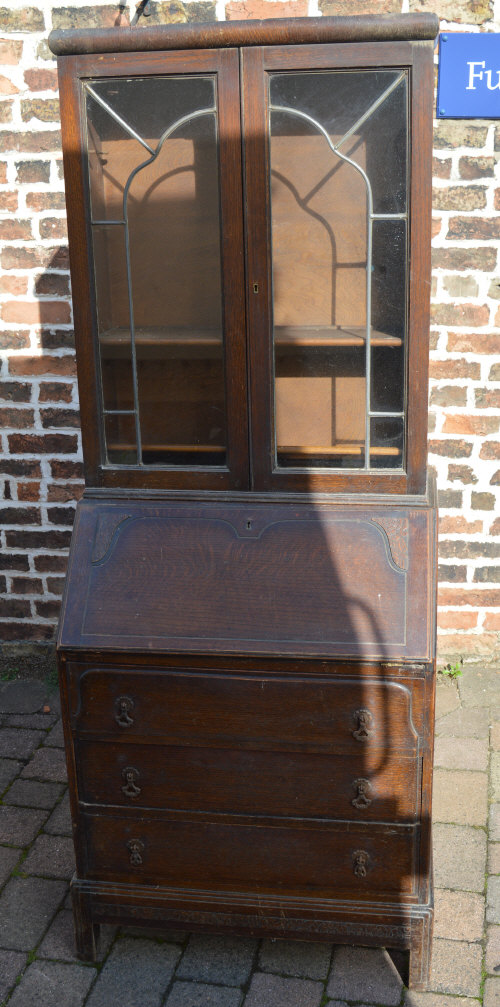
(121, 766), (141, 799)
(353, 849), (370, 878)
(352, 777), (372, 809)
(352, 708), (374, 742)
(127, 838), (144, 866)
(114, 695), (134, 728)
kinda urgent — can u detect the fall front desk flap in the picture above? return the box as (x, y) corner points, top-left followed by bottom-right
(58, 498), (436, 660)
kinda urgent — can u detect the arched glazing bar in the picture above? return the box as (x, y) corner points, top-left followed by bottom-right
(269, 70), (407, 471)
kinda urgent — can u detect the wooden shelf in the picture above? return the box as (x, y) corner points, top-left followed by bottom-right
(107, 441), (399, 457)
(99, 325), (402, 356)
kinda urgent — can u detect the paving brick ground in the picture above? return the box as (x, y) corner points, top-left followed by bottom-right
(0, 669), (498, 1007)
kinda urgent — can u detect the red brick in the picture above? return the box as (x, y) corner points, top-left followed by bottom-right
(439, 516), (483, 534)
(409, 0), (492, 26)
(38, 381), (73, 403)
(0, 331), (30, 350)
(52, 5), (130, 28)
(0, 506), (40, 525)
(11, 576), (43, 595)
(40, 329), (75, 351)
(50, 460), (83, 479)
(17, 481), (40, 501)
(23, 68), (58, 92)
(437, 633), (498, 657)
(480, 442), (500, 460)
(459, 156), (495, 180)
(0, 275), (27, 295)
(434, 123), (488, 149)
(476, 389), (500, 409)
(447, 216), (500, 241)
(35, 600), (61, 620)
(0, 622), (55, 641)
(495, 189), (500, 212)
(2, 301), (71, 325)
(438, 588), (500, 607)
(225, 0), (307, 15)
(21, 98), (59, 123)
(0, 159), (6, 182)
(443, 415), (499, 436)
(0, 39), (23, 64)
(26, 191), (66, 212)
(484, 613), (500, 631)
(47, 505), (76, 527)
(431, 303), (489, 327)
(432, 186), (486, 211)
(39, 217), (67, 240)
(447, 333), (500, 354)
(0, 129), (62, 154)
(0, 218), (32, 240)
(47, 483), (83, 502)
(5, 529), (72, 550)
(490, 518), (500, 536)
(0, 407), (34, 428)
(15, 158), (50, 183)
(432, 217), (442, 239)
(0, 598), (30, 619)
(9, 356), (76, 378)
(34, 554), (68, 573)
(1, 245), (69, 271)
(471, 491), (496, 511)
(437, 611), (478, 630)
(34, 273), (70, 297)
(0, 8), (45, 31)
(8, 433), (78, 454)
(448, 464), (477, 485)
(0, 189), (17, 213)
(0, 74), (17, 94)
(433, 156), (451, 179)
(429, 385), (467, 408)
(0, 98), (12, 122)
(429, 360), (480, 380)
(46, 577), (65, 595)
(40, 407), (80, 429)
(0, 380), (31, 400)
(495, 305), (500, 327)
(428, 439), (473, 458)
(432, 247), (497, 271)
(0, 554), (29, 572)
(0, 459), (40, 477)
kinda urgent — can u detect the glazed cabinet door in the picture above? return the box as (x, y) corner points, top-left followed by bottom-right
(58, 48), (249, 490)
(242, 41), (433, 494)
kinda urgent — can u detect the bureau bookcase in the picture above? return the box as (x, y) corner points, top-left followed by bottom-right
(50, 12), (438, 989)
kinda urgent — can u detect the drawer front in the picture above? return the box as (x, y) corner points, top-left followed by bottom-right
(83, 813), (418, 899)
(73, 668), (420, 754)
(78, 740), (419, 822)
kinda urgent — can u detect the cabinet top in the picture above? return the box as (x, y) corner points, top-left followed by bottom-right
(48, 13), (439, 57)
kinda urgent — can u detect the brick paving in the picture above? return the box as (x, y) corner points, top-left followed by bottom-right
(0, 670), (498, 1007)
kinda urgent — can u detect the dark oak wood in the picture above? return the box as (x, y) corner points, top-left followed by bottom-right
(49, 14), (439, 56)
(55, 16), (437, 990)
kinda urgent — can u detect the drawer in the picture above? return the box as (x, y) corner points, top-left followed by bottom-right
(78, 740), (420, 822)
(83, 811), (419, 899)
(73, 667), (420, 754)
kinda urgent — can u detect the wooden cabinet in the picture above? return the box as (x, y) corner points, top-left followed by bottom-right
(51, 12), (438, 990)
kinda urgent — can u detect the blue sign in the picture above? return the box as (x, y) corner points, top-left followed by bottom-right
(437, 33), (500, 118)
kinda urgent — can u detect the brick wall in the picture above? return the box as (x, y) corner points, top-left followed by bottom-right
(0, 0), (499, 664)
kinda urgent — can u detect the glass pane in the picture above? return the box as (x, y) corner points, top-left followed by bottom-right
(370, 416), (404, 469)
(371, 219), (407, 414)
(105, 413), (137, 465)
(86, 76), (227, 468)
(269, 70), (408, 472)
